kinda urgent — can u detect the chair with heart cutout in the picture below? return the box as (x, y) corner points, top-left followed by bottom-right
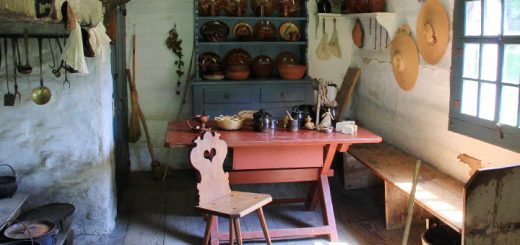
(190, 131), (272, 245)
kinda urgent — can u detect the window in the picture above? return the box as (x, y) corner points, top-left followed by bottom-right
(450, 0), (520, 152)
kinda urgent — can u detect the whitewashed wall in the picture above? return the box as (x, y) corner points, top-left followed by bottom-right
(126, 0), (194, 170)
(0, 39), (116, 234)
(351, 0), (520, 182)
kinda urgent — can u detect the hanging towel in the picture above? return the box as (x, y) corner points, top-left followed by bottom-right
(61, 20), (89, 75)
(88, 22), (112, 63)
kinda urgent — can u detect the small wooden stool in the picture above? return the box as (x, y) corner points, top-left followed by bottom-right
(190, 131), (272, 245)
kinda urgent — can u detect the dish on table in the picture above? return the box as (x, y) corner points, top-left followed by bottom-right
(233, 22), (254, 41)
(252, 0), (276, 17)
(223, 0), (248, 16)
(224, 48), (252, 65)
(199, 52), (222, 76)
(275, 51), (299, 66)
(198, 0), (223, 16)
(200, 21), (229, 42)
(254, 20), (277, 41)
(278, 0), (301, 17)
(279, 22), (300, 41)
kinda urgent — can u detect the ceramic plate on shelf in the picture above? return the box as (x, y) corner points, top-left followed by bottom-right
(200, 21), (229, 42)
(279, 22), (300, 41)
(275, 51), (299, 66)
(233, 22), (254, 41)
(224, 48), (252, 65)
(223, 0), (248, 16)
(198, 0), (223, 16)
(279, 0), (301, 17)
(252, 0), (276, 17)
(199, 52), (222, 75)
(254, 20), (277, 41)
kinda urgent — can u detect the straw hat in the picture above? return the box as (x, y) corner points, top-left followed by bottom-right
(390, 25), (419, 91)
(416, 0), (449, 64)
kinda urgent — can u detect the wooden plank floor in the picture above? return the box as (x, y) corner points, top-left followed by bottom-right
(75, 170), (425, 245)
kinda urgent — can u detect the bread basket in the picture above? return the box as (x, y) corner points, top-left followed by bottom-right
(214, 115), (245, 130)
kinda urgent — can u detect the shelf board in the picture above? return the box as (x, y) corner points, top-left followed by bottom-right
(191, 78), (313, 85)
(198, 41), (306, 46)
(198, 16), (307, 21)
(0, 22), (69, 38)
(317, 12), (397, 39)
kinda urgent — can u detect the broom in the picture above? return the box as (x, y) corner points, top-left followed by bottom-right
(128, 31), (141, 143)
(126, 69), (165, 179)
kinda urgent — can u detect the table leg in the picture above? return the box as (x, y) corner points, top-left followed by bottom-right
(305, 144), (338, 210)
(320, 174), (338, 241)
(210, 215), (219, 245)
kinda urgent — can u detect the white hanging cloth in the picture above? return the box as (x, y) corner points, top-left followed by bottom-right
(61, 20), (89, 75)
(88, 22), (112, 63)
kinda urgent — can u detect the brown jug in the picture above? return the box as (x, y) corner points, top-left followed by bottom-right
(356, 0), (369, 13)
(369, 0), (385, 12)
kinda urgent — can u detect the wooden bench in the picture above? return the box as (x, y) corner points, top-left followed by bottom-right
(348, 142), (520, 244)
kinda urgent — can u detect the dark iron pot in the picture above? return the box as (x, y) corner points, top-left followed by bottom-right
(0, 164), (17, 199)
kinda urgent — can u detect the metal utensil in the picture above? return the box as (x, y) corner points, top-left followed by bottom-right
(18, 29), (33, 74)
(3, 39), (15, 106)
(31, 38), (51, 105)
(11, 38), (21, 103)
(63, 62), (70, 89)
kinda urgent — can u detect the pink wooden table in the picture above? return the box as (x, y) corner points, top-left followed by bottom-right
(164, 120), (382, 244)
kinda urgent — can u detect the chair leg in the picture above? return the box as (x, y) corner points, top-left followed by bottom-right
(256, 208), (272, 245)
(203, 215), (214, 245)
(229, 218), (235, 245)
(233, 218), (243, 245)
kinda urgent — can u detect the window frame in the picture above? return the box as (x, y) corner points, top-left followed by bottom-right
(450, 0), (520, 153)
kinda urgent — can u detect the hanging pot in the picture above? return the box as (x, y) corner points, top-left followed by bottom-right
(0, 164), (17, 199)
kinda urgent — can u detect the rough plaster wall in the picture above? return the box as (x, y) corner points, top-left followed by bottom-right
(351, 0), (520, 182)
(126, 0), (194, 170)
(0, 38), (116, 234)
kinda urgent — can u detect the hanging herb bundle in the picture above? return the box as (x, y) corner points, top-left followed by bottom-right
(165, 24), (184, 95)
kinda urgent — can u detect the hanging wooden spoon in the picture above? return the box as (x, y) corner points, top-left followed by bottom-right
(329, 18), (341, 58)
(316, 18), (331, 60)
(18, 29), (33, 74)
(31, 38), (51, 105)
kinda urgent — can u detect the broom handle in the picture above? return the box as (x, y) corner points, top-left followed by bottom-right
(126, 69), (159, 166)
(132, 27), (136, 87)
(402, 160), (422, 245)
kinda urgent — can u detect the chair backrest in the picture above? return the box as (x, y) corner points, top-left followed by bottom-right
(190, 131), (231, 205)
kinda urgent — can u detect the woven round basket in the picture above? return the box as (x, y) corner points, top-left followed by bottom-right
(214, 115), (245, 130)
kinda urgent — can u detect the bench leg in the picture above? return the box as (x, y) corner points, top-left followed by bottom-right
(384, 182), (422, 230)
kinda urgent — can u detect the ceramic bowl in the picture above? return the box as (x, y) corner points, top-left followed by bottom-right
(254, 20), (277, 41)
(252, 64), (274, 79)
(277, 64), (306, 80)
(226, 70), (250, 80)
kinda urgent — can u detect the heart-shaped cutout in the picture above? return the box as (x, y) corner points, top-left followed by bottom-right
(204, 148), (217, 161)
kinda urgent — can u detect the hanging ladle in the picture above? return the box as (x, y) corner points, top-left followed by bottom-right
(11, 38), (21, 103)
(63, 62), (70, 89)
(4, 39), (15, 106)
(31, 38), (51, 105)
(18, 29), (33, 74)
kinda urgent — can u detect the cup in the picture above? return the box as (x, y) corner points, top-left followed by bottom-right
(187, 114), (210, 132)
(288, 119), (299, 132)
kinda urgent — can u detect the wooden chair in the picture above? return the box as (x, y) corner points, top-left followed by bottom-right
(190, 131), (273, 245)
